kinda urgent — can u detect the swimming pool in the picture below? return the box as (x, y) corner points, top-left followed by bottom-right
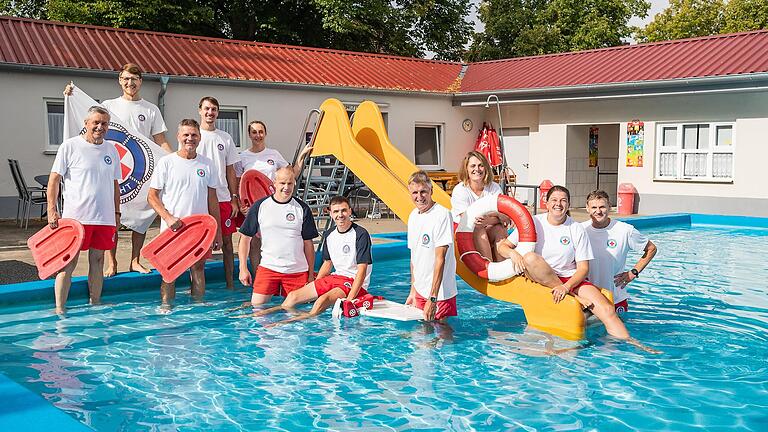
(0, 215), (766, 431)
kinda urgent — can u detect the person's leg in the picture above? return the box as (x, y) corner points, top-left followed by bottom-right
(267, 288), (345, 327)
(282, 281), (320, 309)
(104, 243), (118, 278)
(130, 231), (150, 273)
(473, 225), (495, 261)
(572, 284), (629, 339)
(222, 233), (234, 289)
(521, 253), (593, 308)
(521, 252), (562, 288)
(54, 253), (80, 314)
(249, 235), (262, 272)
(161, 281), (176, 306)
(487, 224), (510, 262)
(189, 259), (206, 301)
(87, 249), (105, 305)
(250, 266), (276, 306)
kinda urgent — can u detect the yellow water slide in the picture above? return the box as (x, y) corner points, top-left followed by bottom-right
(311, 98), (596, 340)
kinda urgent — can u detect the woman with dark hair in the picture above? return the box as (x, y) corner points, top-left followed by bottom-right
(497, 185), (633, 340)
(237, 120), (312, 181)
(450, 151), (510, 261)
(235, 120), (314, 277)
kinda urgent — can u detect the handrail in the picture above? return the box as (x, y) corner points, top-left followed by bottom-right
(507, 182), (540, 215)
(596, 165), (618, 190)
(292, 108), (323, 166)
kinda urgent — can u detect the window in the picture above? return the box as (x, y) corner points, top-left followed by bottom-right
(655, 122), (735, 181)
(414, 124), (442, 169)
(216, 108), (245, 147)
(45, 100), (65, 150)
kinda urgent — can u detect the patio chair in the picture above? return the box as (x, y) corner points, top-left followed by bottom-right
(8, 159), (47, 228)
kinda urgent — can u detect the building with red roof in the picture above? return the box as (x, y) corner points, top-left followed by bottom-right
(2, 16), (768, 216)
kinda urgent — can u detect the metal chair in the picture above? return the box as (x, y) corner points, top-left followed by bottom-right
(8, 159), (47, 228)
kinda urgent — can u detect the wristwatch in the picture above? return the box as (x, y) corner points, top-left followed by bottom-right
(429, 296), (437, 302)
(231, 194), (239, 199)
(630, 268), (640, 278)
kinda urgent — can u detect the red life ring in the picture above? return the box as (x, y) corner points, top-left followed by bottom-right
(239, 169), (275, 209)
(455, 194), (536, 281)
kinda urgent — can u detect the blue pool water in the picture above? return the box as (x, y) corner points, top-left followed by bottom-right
(1, 223), (767, 431)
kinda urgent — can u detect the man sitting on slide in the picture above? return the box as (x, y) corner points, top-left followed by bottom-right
(239, 196), (373, 324)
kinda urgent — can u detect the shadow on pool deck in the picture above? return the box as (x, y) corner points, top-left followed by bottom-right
(0, 208), (630, 284)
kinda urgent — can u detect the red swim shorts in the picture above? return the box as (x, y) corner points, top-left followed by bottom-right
(218, 201), (238, 236)
(413, 291), (458, 320)
(252, 265), (308, 297)
(614, 299), (629, 313)
(314, 274), (368, 298)
(558, 276), (597, 293)
(81, 225), (117, 251)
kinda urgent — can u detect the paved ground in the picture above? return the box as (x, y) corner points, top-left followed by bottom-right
(0, 216), (408, 283)
(0, 208), (612, 284)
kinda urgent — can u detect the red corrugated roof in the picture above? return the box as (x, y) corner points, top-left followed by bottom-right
(0, 16), (463, 93)
(3, 16), (768, 95)
(461, 31), (768, 93)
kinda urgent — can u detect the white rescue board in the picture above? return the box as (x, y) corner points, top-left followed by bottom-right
(360, 299), (424, 321)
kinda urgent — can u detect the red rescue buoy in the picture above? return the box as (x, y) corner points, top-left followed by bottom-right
(141, 214), (218, 283)
(27, 218), (85, 279)
(239, 170), (274, 210)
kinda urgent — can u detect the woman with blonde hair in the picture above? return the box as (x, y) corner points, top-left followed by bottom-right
(450, 151), (510, 261)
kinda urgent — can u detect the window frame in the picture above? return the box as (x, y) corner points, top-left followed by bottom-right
(414, 122), (443, 170)
(654, 121), (735, 182)
(44, 98), (65, 152)
(216, 106), (246, 148)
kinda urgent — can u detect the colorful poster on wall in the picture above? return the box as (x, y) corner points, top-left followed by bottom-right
(589, 127), (599, 167)
(626, 120), (644, 167)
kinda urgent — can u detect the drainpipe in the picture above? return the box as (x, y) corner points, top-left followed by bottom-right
(485, 94), (509, 193)
(157, 76), (170, 118)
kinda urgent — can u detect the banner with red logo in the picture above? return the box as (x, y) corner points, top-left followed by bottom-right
(64, 85), (168, 233)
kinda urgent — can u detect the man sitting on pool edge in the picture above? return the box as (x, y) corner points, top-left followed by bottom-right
(239, 196), (373, 324)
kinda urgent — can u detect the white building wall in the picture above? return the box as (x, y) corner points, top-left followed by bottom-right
(0, 70), (483, 218)
(535, 92), (768, 215)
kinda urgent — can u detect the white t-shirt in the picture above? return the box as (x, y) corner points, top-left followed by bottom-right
(149, 153), (217, 231)
(407, 203), (457, 300)
(582, 219), (649, 303)
(508, 213), (593, 278)
(51, 136), (121, 226)
(102, 97), (167, 139)
(321, 223), (373, 288)
(197, 128), (240, 202)
(239, 196), (319, 273)
(450, 181), (503, 223)
(237, 148), (289, 180)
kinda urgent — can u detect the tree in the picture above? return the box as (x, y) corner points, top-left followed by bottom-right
(723, 0), (768, 33)
(637, 0), (725, 42)
(2, 0), (472, 60)
(44, 0), (220, 37)
(310, 0), (473, 60)
(467, 0), (649, 61)
(1, 0), (48, 18)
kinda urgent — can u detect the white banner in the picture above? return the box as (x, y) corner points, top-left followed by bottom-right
(64, 85), (168, 233)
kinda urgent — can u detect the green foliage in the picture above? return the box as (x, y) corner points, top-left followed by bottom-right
(467, 0), (649, 61)
(2, 0), (472, 60)
(1, 0), (48, 18)
(637, 0), (724, 42)
(723, 0), (768, 33)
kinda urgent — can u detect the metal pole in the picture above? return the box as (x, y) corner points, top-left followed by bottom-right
(485, 94), (509, 193)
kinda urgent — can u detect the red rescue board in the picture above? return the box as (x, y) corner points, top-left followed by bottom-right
(27, 218), (85, 280)
(141, 214), (218, 283)
(239, 169), (274, 209)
